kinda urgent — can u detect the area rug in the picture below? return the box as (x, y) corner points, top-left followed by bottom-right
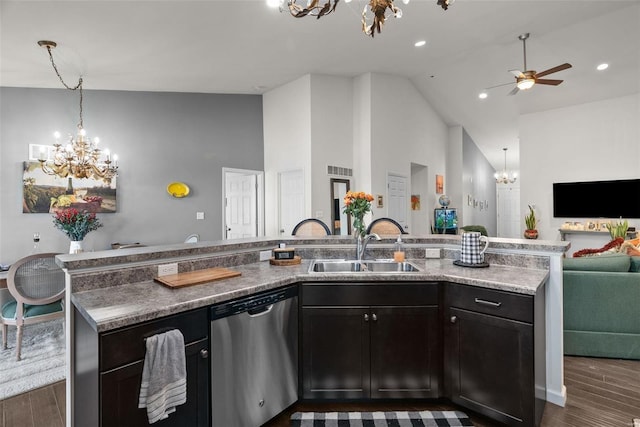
(0, 318), (65, 400)
(291, 411), (474, 426)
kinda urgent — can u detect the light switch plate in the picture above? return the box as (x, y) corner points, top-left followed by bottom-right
(259, 250), (272, 261)
(196, 212), (205, 220)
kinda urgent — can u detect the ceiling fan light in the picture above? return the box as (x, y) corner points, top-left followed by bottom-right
(517, 78), (535, 90)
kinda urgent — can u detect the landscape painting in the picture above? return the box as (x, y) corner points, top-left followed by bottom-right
(22, 161), (117, 214)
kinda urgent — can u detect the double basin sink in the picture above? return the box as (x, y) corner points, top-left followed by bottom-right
(309, 259), (421, 273)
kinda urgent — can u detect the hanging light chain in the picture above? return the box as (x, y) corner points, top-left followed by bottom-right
(42, 43), (84, 128)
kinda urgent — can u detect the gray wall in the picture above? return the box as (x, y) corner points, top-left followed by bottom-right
(0, 87), (263, 262)
(461, 128), (497, 236)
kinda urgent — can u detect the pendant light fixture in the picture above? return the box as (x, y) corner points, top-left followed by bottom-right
(494, 147), (517, 184)
(37, 40), (118, 185)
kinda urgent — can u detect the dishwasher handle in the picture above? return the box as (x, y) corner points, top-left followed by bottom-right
(247, 304), (274, 317)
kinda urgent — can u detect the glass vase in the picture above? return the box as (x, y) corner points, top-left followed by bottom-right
(69, 240), (84, 254)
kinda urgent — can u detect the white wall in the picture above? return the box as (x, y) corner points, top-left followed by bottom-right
(263, 75), (312, 236)
(310, 75), (354, 225)
(368, 73), (448, 232)
(520, 93), (640, 244)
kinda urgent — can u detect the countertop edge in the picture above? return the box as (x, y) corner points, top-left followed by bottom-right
(71, 259), (549, 333)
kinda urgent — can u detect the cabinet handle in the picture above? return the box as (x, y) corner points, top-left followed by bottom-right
(474, 298), (502, 307)
(364, 313), (369, 322)
(450, 315), (457, 324)
(372, 313), (377, 322)
(200, 349), (209, 359)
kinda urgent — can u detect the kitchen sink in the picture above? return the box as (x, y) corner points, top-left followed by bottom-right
(308, 259), (421, 273)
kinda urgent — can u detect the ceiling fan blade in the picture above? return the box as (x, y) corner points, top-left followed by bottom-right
(509, 69), (524, 78)
(536, 78), (563, 86)
(507, 86), (520, 96)
(535, 63), (572, 78)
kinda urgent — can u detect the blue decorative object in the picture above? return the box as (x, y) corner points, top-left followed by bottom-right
(438, 194), (450, 208)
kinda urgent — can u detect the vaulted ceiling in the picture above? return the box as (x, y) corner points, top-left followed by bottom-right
(2, 0), (639, 172)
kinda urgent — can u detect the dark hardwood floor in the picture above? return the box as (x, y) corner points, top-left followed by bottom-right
(1, 357), (638, 427)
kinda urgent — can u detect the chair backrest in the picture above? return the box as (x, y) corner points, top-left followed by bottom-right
(184, 234), (200, 243)
(292, 219), (332, 236)
(460, 225), (488, 236)
(7, 253), (65, 306)
(366, 218), (406, 236)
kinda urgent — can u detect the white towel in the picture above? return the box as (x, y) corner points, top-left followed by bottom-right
(138, 329), (187, 424)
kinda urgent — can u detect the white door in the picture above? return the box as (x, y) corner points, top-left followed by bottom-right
(279, 170), (305, 236)
(223, 169), (263, 239)
(497, 185), (521, 238)
(387, 173), (409, 233)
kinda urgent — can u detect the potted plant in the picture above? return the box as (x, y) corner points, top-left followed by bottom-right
(606, 219), (628, 240)
(524, 205), (538, 239)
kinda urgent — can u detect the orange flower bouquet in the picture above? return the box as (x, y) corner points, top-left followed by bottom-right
(343, 191), (374, 238)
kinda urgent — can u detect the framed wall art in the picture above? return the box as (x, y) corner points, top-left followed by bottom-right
(22, 161), (117, 214)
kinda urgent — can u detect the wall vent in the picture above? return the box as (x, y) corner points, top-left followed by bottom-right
(327, 165), (353, 177)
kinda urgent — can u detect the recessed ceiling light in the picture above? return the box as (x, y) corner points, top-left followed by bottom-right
(414, 40), (426, 47)
(266, 0), (280, 8)
(478, 92), (488, 99)
(597, 63), (609, 71)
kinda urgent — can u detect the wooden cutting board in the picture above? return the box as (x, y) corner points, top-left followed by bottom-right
(154, 267), (241, 288)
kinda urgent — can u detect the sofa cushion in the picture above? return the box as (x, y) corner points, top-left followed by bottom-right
(563, 253), (631, 272)
(629, 256), (640, 272)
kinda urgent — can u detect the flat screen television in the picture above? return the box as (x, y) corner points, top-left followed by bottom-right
(553, 179), (640, 218)
(434, 208), (457, 229)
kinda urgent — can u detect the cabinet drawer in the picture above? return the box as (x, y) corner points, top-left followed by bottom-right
(445, 283), (533, 323)
(100, 308), (208, 371)
(302, 282), (438, 306)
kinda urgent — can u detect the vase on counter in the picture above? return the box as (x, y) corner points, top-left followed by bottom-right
(523, 229), (538, 240)
(69, 240), (84, 254)
(352, 213), (367, 240)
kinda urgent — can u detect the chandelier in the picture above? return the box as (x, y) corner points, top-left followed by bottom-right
(37, 40), (118, 185)
(494, 147), (517, 184)
(269, 0), (453, 37)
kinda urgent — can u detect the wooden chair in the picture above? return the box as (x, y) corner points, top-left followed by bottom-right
(1, 253), (65, 360)
(292, 219), (332, 236)
(366, 218), (407, 236)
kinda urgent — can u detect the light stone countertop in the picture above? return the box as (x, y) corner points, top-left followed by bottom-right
(71, 258), (549, 333)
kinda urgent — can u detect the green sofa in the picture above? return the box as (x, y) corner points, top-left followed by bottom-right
(563, 253), (640, 359)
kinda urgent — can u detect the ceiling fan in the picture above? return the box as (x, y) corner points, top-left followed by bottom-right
(507, 33), (572, 95)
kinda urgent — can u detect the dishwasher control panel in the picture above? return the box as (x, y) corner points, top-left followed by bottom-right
(209, 285), (298, 320)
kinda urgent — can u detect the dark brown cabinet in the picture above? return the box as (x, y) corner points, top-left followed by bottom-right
(301, 282), (440, 400)
(444, 283), (546, 427)
(73, 307), (210, 427)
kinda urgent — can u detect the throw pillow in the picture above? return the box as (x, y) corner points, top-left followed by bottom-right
(629, 256), (640, 272)
(572, 237), (624, 258)
(563, 253), (631, 272)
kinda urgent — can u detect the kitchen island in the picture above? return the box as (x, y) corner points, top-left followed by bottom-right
(58, 235), (568, 426)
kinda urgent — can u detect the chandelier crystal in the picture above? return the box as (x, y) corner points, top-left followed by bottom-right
(494, 147), (517, 184)
(37, 40), (118, 185)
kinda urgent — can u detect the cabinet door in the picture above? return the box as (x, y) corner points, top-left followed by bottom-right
(446, 307), (534, 426)
(101, 338), (209, 427)
(370, 305), (440, 399)
(301, 307), (370, 399)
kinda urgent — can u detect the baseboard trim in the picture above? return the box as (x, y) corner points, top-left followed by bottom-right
(546, 385), (567, 407)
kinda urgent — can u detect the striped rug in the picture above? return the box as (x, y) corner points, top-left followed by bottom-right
(291, 410), (474, 426)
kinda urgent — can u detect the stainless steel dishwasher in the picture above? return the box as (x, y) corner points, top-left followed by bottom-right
(210, 285), (298, 427)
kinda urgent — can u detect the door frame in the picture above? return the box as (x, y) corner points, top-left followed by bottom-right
(222, 167), (265, 239)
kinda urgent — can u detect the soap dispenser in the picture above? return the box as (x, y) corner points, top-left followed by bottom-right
(393, 236), (405, 262)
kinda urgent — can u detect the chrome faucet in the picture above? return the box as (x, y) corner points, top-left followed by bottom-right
(356, 233), (381, 262)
